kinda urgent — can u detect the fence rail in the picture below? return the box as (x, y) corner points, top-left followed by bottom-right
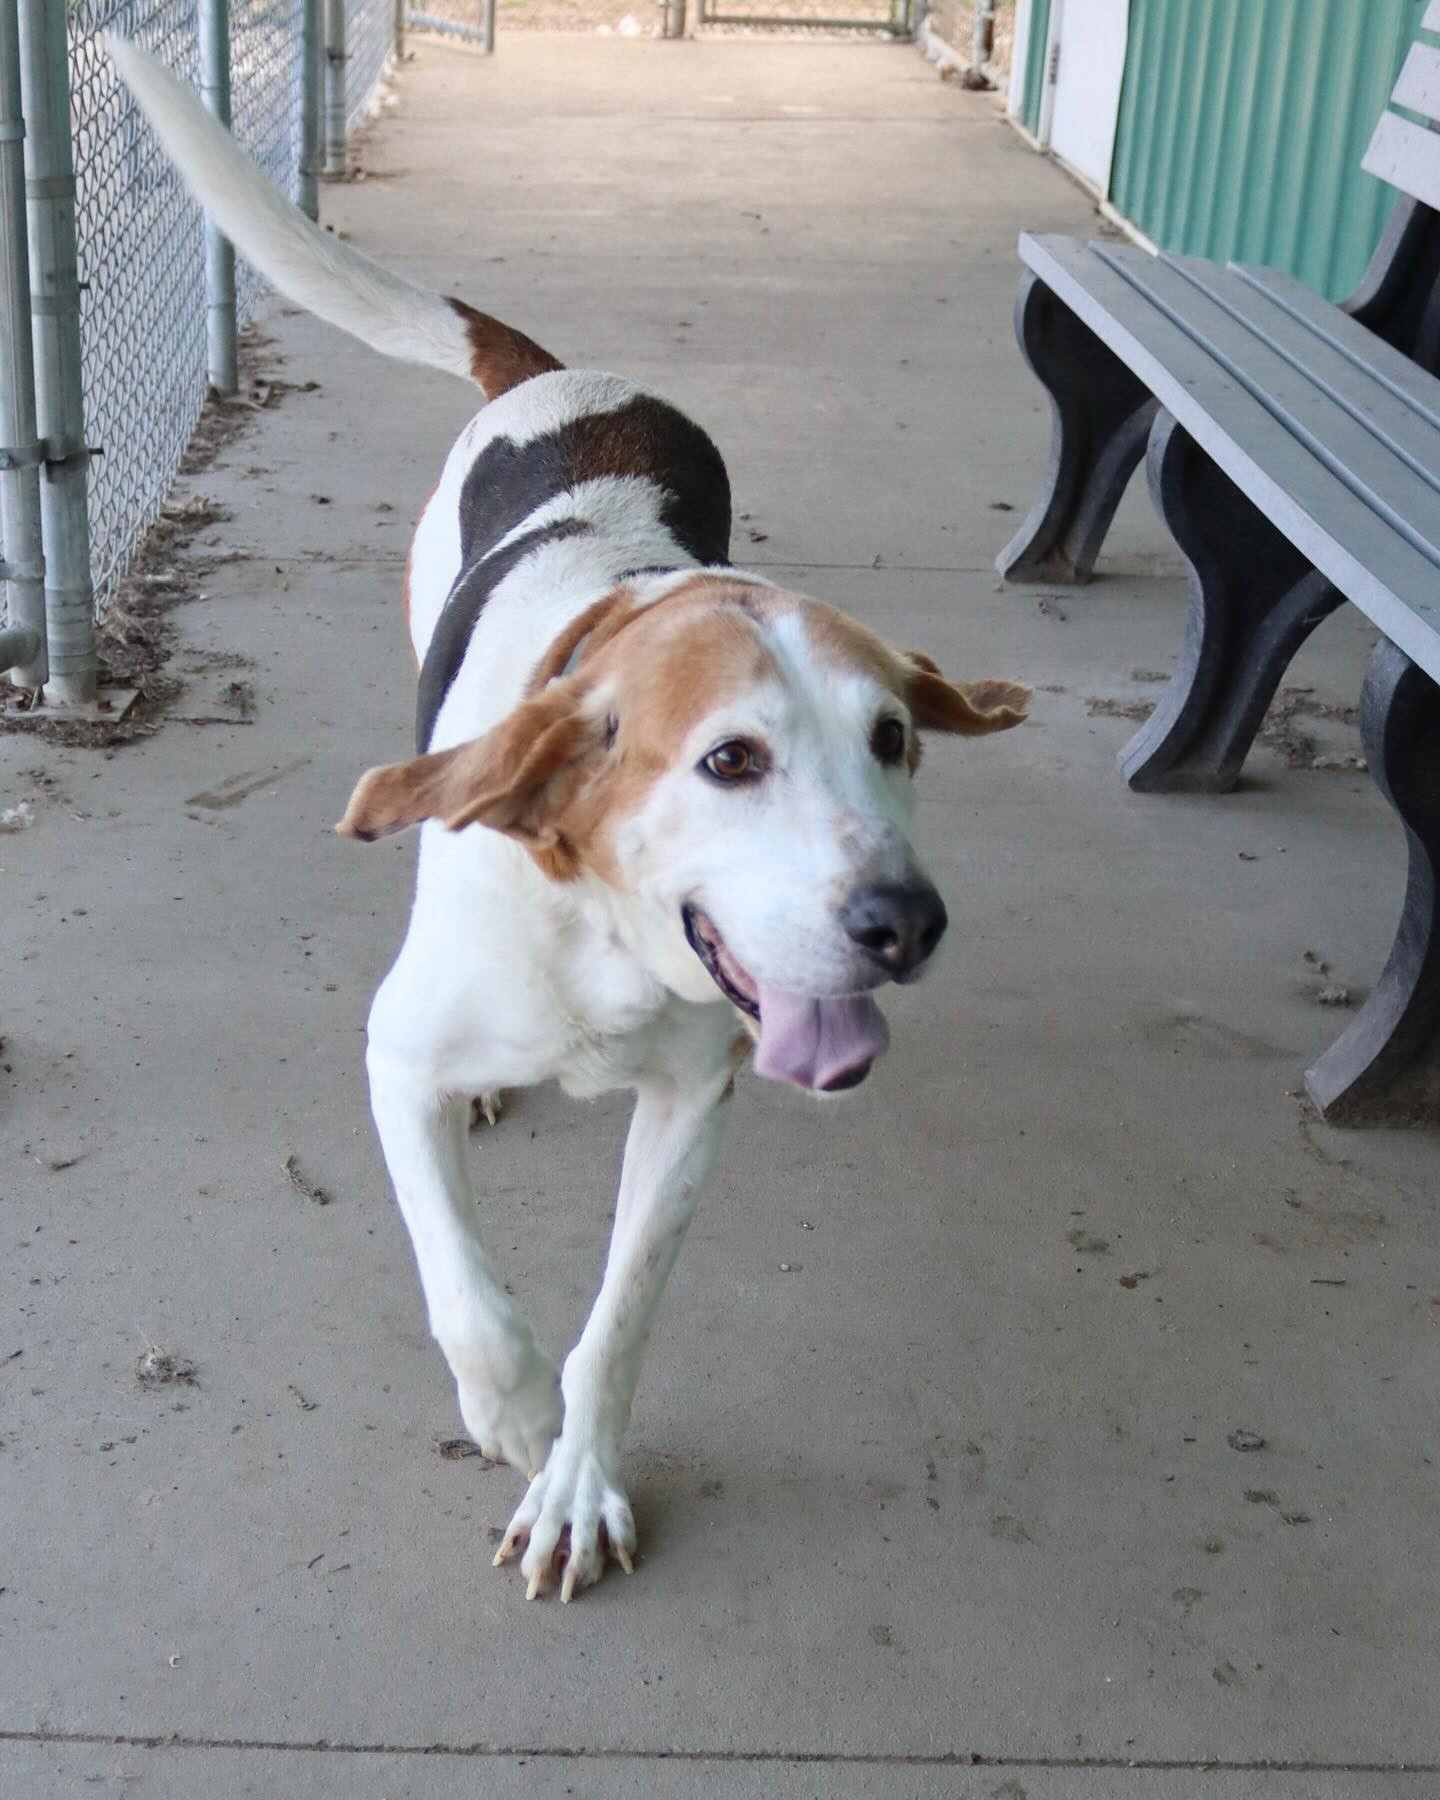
(0, 0), (398, 705)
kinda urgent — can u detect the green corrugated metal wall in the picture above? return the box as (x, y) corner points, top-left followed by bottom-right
(1108, 0), (1427, 302)
(1019, 0), (1053, 136)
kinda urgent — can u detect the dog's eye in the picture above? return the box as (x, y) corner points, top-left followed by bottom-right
(702, 740), (759, 782)
(871, 717), (907, 766)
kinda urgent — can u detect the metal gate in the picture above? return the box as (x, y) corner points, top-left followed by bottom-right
(692, 0), (915, 34)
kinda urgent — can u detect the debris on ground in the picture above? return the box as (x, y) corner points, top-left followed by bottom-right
(1038, 597), (1068, 622)
(219, 678), (256, 718)
(135, 1344), (197, 1390)
(1315, 985), (1354, 1008)
(1258, 687), (1365, 770)
(1130, 668), (1168, 683)
(0, 329), (303, 749)
(1227, 1428), (1266, 1452)
(1117, 1270), (1152, 1289)
(435, 1437), (494, 1463)
(282, 1154), (330, 1205)
(1086, 696), (1154, 722)
(0, 801), (35, 832)
(288, 1385), (318, 1411)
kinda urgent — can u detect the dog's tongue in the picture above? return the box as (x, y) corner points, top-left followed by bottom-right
(752, 985), (890, 1091)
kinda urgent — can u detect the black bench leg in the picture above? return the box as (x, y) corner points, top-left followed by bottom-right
(1119, 414), (1345, 794)
(1307, 641), (1440, 1126)
(997, 272), (1158, 585)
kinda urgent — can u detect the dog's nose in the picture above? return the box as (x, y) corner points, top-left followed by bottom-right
(840, 882), (948, 977)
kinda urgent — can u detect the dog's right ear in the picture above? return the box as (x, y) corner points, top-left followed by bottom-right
(336, 682), (602, 860)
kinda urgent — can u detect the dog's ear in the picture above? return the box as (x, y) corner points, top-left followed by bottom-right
(336, 683), (603, 865)
(902, 653), (1032, 735)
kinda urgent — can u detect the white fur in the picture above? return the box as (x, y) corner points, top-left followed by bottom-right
(116, 39), (959, 1602)
(108, 36), (478, 382)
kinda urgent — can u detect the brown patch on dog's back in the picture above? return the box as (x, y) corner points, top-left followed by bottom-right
(447, 299), (564, 399)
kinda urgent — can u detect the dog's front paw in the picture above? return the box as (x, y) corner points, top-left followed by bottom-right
(493, 1436), (636, 1603)
(453, 1338), (562, 1475)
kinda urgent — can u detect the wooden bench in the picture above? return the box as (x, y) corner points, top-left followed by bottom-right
(999, 18), (1440, 1127)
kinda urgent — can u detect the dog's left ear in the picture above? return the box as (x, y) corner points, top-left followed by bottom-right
(902, 652), (1032, 735)
(336, 683), (603, 858)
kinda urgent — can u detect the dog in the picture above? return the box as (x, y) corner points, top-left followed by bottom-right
(112, 37), (1030, 1602)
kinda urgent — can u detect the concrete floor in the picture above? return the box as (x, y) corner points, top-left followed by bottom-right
(4, 35), (1439, 1799)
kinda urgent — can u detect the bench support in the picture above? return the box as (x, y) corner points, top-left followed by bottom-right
(997, 273), (1158, 586)
(1119, 414), (1345, 794)
(1307, 640), (1440, 1125)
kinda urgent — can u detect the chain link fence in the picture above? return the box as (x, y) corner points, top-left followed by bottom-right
(345, 0), (398, 129)
(2, 3), (395, 643)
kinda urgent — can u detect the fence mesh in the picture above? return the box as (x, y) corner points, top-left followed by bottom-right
(3, 4), (392, 624)
(345, 0), (398, 131)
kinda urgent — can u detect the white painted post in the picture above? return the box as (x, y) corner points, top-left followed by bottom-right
(199, 0), (237, 393)
(300, 0), (323, 219)
(0, 0), (46, 684)
(324, 0), (347, 178)
(17, 0), (96, 705)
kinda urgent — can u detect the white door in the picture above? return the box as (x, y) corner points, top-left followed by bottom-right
(1047, 0), (1131, 195)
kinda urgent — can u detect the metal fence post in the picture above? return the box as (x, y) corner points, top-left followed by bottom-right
(394, 0), (405, 60)
(970, 0), (995, 73)
(323, 0), (347, 177)
(299, 0), (322, 219)
(661, 0), (685, 38)
(199, 0), (237, 393)
(0, 0), (46, 683)
(479, 0), (496, 54)
(17, 0), (96, 705)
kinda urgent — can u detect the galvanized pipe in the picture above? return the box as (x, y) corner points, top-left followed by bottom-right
(0, 0), (46, 685)
(662, 0), (685, 38)
(199, 0), (237, 393)
(299, 0), (322, 218)
(17, 0), (96, 705)
(323, 0), (347, 177)
(393, 0), (405, 60)
(971, 0), (995, 71)
(479, 0), (496, 54)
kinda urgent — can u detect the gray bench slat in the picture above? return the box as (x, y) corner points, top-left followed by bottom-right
(1362, 111), (1440, 212)
(1094, 244), (1440, 569)
(1233, 264), (1440, 433)
(1168, 257), (1440, 495)
(1391, 41), (1440, 124)
(1018, 232), (1440, 681)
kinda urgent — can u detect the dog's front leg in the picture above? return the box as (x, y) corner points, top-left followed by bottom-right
(368, 1048), (563, 1474)
(495, 1063), (732, 1601)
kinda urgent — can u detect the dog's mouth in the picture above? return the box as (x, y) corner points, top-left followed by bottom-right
(682, 904), (890, 1093)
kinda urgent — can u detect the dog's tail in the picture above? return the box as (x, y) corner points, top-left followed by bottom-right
(106, 36), (561, 399)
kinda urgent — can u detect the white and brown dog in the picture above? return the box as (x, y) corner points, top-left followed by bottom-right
(113, 38), (1031, 1602)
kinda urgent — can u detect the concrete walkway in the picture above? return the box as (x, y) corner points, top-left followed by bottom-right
(4, 35), (1439, 1799)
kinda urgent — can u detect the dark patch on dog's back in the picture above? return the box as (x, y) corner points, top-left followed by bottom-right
(416, 519), (593, 751)
(459, 396), (732, 569)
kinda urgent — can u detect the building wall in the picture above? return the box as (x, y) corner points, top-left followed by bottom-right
(1107, 0), (1426, 301)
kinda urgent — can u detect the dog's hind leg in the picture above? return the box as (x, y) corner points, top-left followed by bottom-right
(494, 1051), (735, 1601)
(367, 1046), (562, 1474)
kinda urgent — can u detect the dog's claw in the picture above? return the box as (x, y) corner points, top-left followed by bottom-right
(470, 1091), (503, 1130)
(497, 1440), (636, 1604)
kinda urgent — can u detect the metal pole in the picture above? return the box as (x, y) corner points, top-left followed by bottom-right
(323, 0), (347, 178)
(17, 0), (96, 705)
(394, 0), (405, 60)
(199, 0), (237, 393)
(0, 0), (46, 685)
(662, 0), (685, 37)
(299, 0), (322, 219)
(479, 0), (496, 56)
(971, 0), (995, 71)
